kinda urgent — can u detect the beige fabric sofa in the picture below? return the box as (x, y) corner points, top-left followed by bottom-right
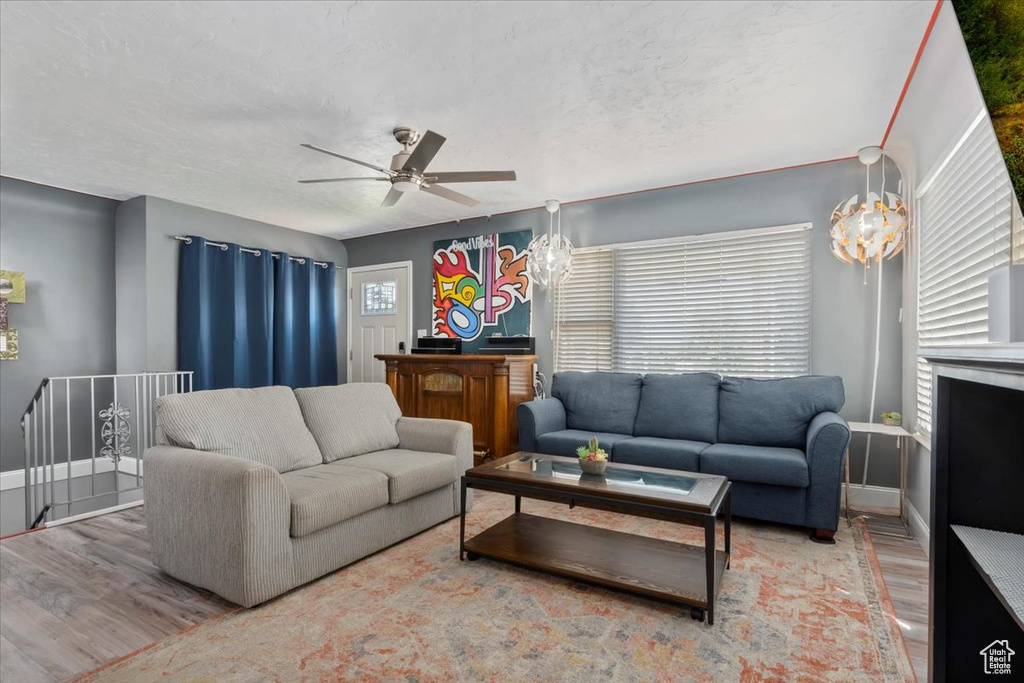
(144, 383), (473, 607)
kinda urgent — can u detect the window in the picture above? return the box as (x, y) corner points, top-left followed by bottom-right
(554, 249), (614, 371)
(916, 111), (1019, 436)
(555, 224), (812, 378)
(361, 281), (396, 315)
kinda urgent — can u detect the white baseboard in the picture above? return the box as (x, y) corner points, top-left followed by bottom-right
(843, 483), (900, 510)
(906, 500), (930, 557)
(44, 499), (144, 528)
(0, 458), (142, 491)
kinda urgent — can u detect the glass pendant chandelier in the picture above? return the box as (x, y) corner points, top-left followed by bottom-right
(527, 199), (574, 287)
(830, 146), (909, 495)
(829, 146), (908, 277)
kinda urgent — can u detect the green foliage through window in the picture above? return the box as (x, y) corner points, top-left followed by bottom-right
(952, 0), (1024, 207)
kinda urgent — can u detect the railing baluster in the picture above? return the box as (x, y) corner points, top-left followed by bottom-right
(48, 383), (54, 523)
(39, 393), (45, 519)
(149, 374), (155, 446)
(24, 407), (32, 529)
(66, 378), (72, 517)
(113, 377), (120, 496)
(142, 376), (148, 456)
(33, 398), (39, 526)
(20, 371), (192, 528)
(135, 374), (141, 488)
(90, 377), (96, 498)
(145, 373), (151, 451)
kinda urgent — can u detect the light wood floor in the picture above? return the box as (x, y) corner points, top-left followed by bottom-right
(860, 512), (930, 683)
(0, 508), (233, 682)
(0, 507), (930, 682)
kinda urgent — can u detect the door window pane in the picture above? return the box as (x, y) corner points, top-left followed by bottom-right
(362, 281), (397, 315)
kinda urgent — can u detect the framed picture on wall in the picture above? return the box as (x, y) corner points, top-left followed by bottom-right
(431, 229), (532, 353)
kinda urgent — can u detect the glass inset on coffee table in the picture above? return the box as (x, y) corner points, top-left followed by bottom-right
(460, 452), (732, 624)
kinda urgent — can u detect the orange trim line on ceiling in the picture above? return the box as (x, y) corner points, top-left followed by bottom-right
(383, 154), (857, 236)
(880, 0), (944, 149)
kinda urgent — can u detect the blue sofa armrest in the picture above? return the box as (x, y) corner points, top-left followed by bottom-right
(517, 398), (567, 452)
(804, 411), (852, 532)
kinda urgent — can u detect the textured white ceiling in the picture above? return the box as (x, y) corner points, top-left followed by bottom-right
(0, 1), (934, 238)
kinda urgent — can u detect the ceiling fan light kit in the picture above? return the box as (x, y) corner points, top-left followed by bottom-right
(299, 127), (516, 208)
(392, 178), (420, 193)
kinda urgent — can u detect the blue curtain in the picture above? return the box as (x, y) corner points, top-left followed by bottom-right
(178, 237), (274, 390)
(274, 253), (339, 388)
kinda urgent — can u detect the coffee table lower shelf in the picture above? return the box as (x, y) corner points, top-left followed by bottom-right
(463, 512), (728, 616)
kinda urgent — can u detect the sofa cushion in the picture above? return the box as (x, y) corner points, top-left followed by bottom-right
(294, 384), (401, 462)
(717, 375), (845, 449)
(281, 463), (389, 538)
(534, 429), (634, 458)
(336, 449), (457, 504)
(700, 443), (809, 487)
(551, 372), (643, 435)
(612, 437), (709, 471)
(633, 373), (721, 442)
(155, 386), (322, 473)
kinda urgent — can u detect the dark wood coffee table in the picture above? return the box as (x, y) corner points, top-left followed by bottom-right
(460, 452), (731, 624)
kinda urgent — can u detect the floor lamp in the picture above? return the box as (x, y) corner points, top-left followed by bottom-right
(829, 146), (908, 486)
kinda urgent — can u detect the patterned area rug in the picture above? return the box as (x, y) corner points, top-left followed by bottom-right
(76, 491), (914, 682)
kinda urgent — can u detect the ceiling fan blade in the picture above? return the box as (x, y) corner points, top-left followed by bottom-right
(298, 177), (389, 184)
(381, 186), (403, 207)
(421, 183), (479, 207)
(427, 171), (517, 183)
(402, 130), (446, 173)
(300, 143), (394, 176)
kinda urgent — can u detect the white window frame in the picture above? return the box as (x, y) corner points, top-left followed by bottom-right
(914, 108), (1020, 436)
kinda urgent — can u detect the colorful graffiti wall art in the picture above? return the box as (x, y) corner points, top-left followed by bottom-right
(432, 229), (532, 352)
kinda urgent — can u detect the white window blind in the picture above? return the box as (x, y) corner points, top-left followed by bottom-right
(916, 113), (1017, 436)
(555, 224), (812, 378)
(554, 249), (614, 371)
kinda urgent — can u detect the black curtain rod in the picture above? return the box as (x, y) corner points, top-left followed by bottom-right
(172, 235), (341, 270)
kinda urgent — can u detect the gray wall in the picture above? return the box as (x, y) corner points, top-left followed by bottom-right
(0, 178), (119, 473)
(116, 196), (349, 382)
(344, 158), (906, 488)
(0, 181), (349, 477)
(114, 196), (148, 372)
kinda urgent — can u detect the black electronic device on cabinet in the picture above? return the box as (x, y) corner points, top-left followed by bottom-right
(476, 336), (536, 355)
(411, 337), (462, 355)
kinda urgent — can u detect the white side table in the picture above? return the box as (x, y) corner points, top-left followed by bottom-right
(845, 421), (913, 535)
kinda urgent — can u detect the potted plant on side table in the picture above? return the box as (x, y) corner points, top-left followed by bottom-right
(880, 411), (902, 427)
(576, 436), (609, 475)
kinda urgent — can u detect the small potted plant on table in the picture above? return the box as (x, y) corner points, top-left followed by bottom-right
(576, 436), (609, 475)
(881, 411), (902, 427)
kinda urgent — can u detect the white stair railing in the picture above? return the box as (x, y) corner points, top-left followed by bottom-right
(21, 371), (193, 529)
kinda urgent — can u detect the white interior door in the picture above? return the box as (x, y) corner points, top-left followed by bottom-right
(349, 263), (411, 383)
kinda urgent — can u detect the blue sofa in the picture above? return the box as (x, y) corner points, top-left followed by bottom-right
(517, 371), (851, 539)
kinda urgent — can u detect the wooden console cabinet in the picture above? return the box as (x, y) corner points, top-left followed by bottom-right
(374, 354), (537, 463)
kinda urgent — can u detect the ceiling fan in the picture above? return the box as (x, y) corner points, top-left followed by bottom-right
(298, 127), (516, 208)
